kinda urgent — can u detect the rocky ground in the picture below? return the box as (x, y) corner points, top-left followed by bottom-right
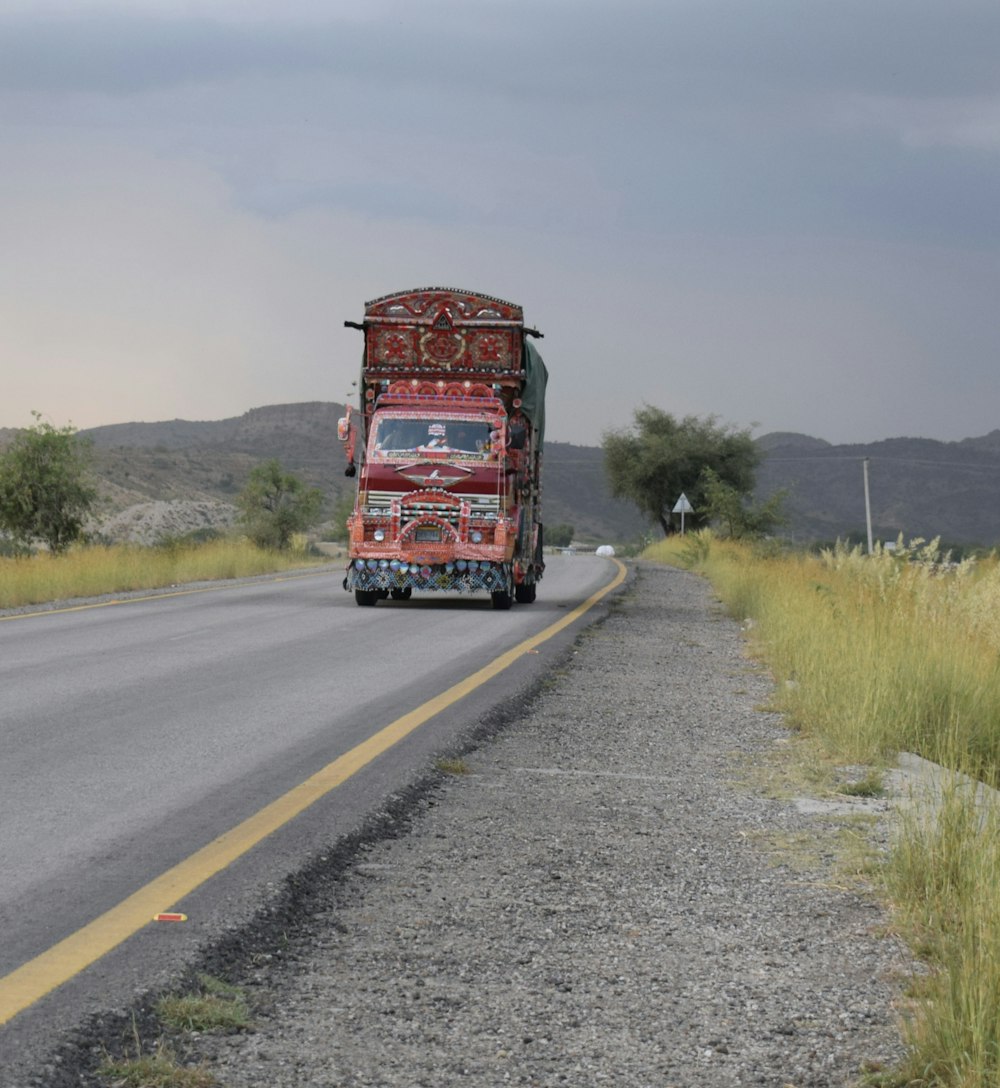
(90, 500), (239, 545)
(160, 562), (911, 1087)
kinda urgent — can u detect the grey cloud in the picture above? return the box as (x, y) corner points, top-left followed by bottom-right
(236, 177), (474, 224)
(8, 0), (996, 251)
(0, 14), (346, 94)
(4, 0), (1000, 445)
(6, 2), (999, 102)
(0, 9), (537, 98)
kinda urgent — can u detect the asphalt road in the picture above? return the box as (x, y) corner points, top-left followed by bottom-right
(0, 554), (624, 1080)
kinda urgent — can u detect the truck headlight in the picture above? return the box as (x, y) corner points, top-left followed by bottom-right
(471, 530), (483, 543)
(373, 528), (386, 542)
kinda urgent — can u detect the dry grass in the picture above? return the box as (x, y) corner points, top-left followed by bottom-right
(435, 756), (471, 775)
(652, 533), (1000, 776)
(155, 975), (252, 1034)
(98, 1041), (215, 1088)
(886, 785), (1000, 1086)
(0, 537), (328, 609)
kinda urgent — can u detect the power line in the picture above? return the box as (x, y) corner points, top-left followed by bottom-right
(764, 454), (1000, 472)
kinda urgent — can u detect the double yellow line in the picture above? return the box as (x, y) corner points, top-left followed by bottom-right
(0, 559), (626, 1025)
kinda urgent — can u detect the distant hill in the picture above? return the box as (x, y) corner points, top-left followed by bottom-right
(79, 403), (647, 545)
(753, 432), (832, 453)
(755, 432), (1000, 546)
(962, 430), (1000, 455)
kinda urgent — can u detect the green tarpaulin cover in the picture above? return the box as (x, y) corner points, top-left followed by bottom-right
(521, 339), (547, 449)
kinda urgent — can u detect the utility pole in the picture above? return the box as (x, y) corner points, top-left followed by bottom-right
(862, 458), (873, 554)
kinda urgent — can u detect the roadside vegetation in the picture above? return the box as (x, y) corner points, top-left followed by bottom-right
(98, 1043), (214, 1088)
(155, 974), (253, 1035)
(603, 406), (785, 537)
(97, 975), (250, 1087)
(0, 413), (96, 554)
(236, 458), (324, 550)
(0, 535), (329, 610)
(650, 530), (1000, 1087)
(0, 414), (332, 608)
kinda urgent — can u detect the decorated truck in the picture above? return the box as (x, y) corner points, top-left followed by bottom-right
(338, 287), (547, 609)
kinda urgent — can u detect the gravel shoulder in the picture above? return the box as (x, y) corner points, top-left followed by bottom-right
(176, 560), (911, 1088)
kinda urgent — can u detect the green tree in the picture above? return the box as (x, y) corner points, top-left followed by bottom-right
(699, 467), (787, 539)
(327, 489), (356, 544)
(547, 523), (575, 548)
(237, 460), (323, 550)
(603, 406), (759, 535)
(0, 413), (97, 553)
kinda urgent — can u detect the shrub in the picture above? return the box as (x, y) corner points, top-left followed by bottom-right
(237, 460), (323, 550)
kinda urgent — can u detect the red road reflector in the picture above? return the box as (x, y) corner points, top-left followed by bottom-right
(153, 912), (187, 923)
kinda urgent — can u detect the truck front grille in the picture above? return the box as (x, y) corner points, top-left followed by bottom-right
(364, 491), (500, 525)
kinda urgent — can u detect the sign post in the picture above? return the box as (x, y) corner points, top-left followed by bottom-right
(862, 458), (873, 555)
(672, 492), (694, 535)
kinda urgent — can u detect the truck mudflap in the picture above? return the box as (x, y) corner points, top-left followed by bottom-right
(344, 559), (510, 595)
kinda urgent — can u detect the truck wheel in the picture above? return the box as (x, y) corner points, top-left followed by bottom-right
(492, 568), (514, 610)
(355, 589), (379, 607)
(491, 589), (513, 610)
(390, 587), (412, 601)
(515, 582), (536, 604)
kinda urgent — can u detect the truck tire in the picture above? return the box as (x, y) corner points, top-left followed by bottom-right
(491, 567), (514, 610)
(390, 587), (412, 601)
(491, 589), (513, 610)
(355, 589), (379, 607)
(515, 582), (536, 604)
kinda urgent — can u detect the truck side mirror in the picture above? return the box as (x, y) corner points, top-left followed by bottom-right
(508, 423), (527, 450)
(337, 416), (351, 442)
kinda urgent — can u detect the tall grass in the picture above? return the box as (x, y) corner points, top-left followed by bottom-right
(0, 537), (328, 609)
(887, 785), (1000, 1086)
(651, 533), (1000, 777)
(646, 531), (1000, 1086)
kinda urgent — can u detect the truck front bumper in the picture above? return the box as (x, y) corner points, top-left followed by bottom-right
(344, 559), (510, 594)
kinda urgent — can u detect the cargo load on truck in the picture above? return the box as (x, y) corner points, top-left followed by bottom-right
(339, 287), (547, 610)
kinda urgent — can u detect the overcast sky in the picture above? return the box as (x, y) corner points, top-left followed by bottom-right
(3, 0), (999, 446)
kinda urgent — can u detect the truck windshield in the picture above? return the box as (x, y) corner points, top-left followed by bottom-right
(371, 418), (496, 458)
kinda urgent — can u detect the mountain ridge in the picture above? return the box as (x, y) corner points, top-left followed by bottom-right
(7, 403), (1000, 546)
(755, 430), (1000, 545)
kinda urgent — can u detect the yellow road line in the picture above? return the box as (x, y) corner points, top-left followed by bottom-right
(0, 559), (626, 1025)
(0, 568), (338, 621)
